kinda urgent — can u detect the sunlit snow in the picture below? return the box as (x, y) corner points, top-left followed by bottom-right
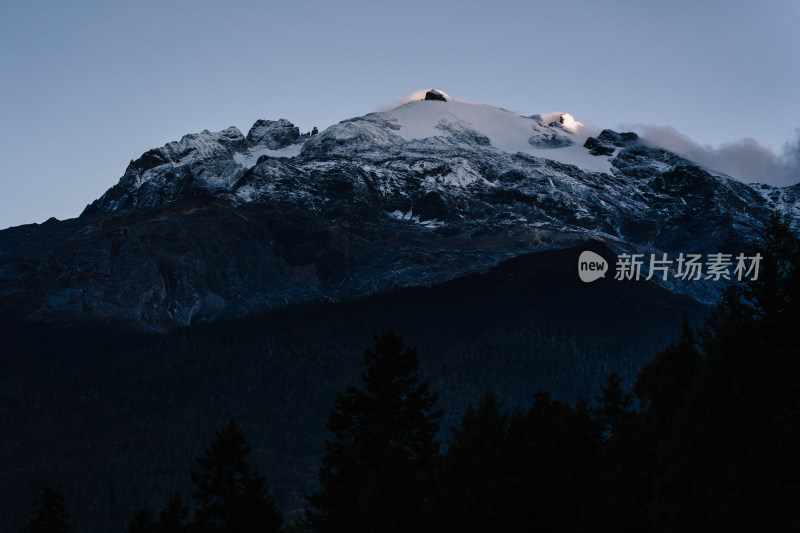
(382, 97), (613, 174)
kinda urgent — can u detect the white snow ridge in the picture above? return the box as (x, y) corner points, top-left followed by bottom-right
(380, 91), (612, 174)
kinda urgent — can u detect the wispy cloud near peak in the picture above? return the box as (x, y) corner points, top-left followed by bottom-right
(624, 124), (800, 188)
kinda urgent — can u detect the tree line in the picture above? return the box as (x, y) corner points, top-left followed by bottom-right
(20, 214), (800, 532)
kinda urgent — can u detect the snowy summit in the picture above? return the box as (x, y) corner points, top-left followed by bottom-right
(4, 89), (798, 328)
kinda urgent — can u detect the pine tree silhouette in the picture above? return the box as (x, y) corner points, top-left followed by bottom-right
(648, 213), (800, 531)
(634, 314), (701, 425)
(594, 373), (652, 531)
(595, 373), (634, 439)
(435, 390), (508, 532)
(20, 486), (71, 533)
(190, 420), (283, 533)
(502, 392), (599, 532)
(156, 492), (189, 532)
(125, 504), (155, 533)
(308, 330), (442, 533)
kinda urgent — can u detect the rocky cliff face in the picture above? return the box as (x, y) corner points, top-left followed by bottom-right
(2, 93), (798, 329)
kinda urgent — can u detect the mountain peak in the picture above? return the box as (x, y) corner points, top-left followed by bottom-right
(424, 89), (448, 102)
(5, 91), (800, 329)
(246, 119), (300, 149)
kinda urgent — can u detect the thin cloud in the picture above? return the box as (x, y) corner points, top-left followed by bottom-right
(625, 124), (800, 187)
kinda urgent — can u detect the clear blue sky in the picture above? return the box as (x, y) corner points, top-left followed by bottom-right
(2, 0), (799, 229)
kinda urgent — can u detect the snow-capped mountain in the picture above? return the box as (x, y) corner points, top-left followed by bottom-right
(1, 90), (798, 329)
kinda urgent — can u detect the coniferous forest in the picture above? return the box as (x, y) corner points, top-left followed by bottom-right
(7, 215), (800, 531)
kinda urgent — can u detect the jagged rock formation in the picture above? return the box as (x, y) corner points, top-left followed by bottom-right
(424, 89), (447, 101)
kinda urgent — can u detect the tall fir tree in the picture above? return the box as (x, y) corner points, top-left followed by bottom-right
(20, 486), (71, 533)
(593, 373), (653, 532)
(594, 373), (634, 439)
(190, 420), (283, 533)
(308, 330), (442, 533)
(502, 392), (599, 532)
(649, 213), (800, 531)
(156, 492), (189, 533)
(435, 390), (509, 532)
(125, 505), (155, 533)
(634, 314), (701, 426)
(745, 212), (797, 325)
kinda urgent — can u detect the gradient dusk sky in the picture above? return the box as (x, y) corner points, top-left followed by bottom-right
(1, 0), (799, 229)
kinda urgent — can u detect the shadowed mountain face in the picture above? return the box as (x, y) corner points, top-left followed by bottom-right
(0, 241), (708, 532)
(1, 95), (797, 329)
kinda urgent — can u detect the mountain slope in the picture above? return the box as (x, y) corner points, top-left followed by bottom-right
(0, 241), (708, 532)
(1, 91), (797, 328)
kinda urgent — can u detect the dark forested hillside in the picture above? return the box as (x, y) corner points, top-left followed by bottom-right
(1, 241), (707, 532)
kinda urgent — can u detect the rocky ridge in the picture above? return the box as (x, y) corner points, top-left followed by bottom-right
(2, 92), (798, 329)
